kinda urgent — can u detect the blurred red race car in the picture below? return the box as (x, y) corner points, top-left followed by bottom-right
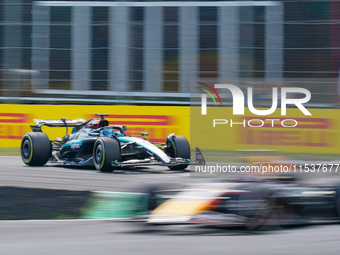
(133, 177), (340, 229)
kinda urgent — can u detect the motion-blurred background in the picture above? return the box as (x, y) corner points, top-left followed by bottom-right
(0, 0), (338, 106)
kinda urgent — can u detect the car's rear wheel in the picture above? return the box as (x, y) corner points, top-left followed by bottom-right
(93, 137), (121, 172)
(166, 135), (190, 170)
(335, 187), (340, 218)
(238, 189), (293, 230)
(21, 132), (51, 166)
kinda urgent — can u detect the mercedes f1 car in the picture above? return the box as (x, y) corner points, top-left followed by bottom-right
(20, 114), (205, 172)
(133, 177), (340, 229)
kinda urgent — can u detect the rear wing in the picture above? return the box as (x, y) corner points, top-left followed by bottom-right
(33, 118), (87, 128)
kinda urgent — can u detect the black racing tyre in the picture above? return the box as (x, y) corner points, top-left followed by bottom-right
(93, 137), (121, 172)
(335, 187), (340, 218)
(21, 132), (51, 166)
(238, 189), (293, 230)
(167, 135), (190, 170)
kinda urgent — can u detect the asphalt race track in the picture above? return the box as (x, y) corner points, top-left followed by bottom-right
(0, 156), (190, 192)
(1, 156), (340, 255)
(1, 219), (340, 254)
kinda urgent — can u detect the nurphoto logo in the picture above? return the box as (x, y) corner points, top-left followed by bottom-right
(199, 83), (312, 128)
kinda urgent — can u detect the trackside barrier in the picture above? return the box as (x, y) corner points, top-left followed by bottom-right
(190, 107), (340, 154)
(1, 104), (340, 154)
(0, 104), (190, 148)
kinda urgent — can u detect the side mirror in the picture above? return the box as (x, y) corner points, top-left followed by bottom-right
(122, 126), (128, 131)
(140, 132), (149, 137)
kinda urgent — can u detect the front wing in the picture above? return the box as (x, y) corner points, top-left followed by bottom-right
(112, 146), (205, 168)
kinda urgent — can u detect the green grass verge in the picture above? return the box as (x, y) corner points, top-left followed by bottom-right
(0, 148), (20, 156)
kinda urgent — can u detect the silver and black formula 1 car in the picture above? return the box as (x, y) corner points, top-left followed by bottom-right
(20, 114), (205, 172)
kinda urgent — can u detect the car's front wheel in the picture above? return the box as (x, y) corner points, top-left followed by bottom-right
(93, 137), (121, 172)
(166, 135), (190, 170)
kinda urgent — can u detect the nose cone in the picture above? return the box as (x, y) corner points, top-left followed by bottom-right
(150, 199), (213, 217)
